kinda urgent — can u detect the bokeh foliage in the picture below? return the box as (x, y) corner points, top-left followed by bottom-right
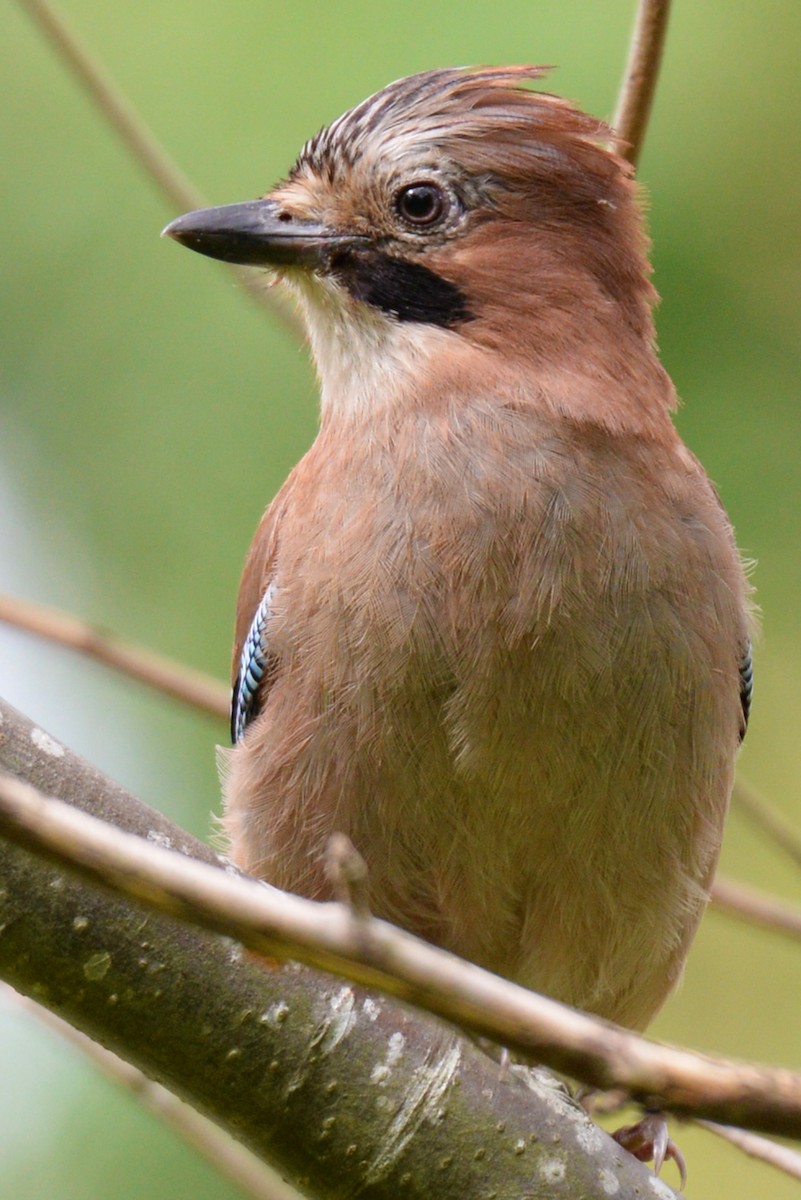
(1, 2), (799, 1197)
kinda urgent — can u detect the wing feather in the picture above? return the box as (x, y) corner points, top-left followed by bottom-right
(230, 483), (295, 743)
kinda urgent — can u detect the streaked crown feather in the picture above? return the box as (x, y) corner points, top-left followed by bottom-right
(292, 66), (616, 186)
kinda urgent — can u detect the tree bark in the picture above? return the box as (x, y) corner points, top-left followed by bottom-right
(0, 697), (674, 1198)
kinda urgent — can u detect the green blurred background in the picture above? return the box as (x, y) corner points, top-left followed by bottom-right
(1, 1), (799, 1196)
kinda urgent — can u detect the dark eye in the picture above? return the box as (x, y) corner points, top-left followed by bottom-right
(395, 183), (447, 227)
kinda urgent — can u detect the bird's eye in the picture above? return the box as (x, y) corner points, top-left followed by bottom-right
(395, 183), (447, 228)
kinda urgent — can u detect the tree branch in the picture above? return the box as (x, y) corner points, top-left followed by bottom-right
(2, 984), (299, 1200)
(0, 696), (678, 1200)
(710, 877), (801, 945)
(0, 592), (229, 720)
(699, 1121), (801, 1184)
(0, 700), (799, 1146)
(612, 0), (672, 165)
(731, 778), (801, 873)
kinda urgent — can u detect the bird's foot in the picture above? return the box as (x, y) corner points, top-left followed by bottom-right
(613, 1112), (687, 1190)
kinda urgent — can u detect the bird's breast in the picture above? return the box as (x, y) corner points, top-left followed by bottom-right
(226, 399), (747, 1027)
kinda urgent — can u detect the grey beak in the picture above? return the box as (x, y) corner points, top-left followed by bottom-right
(162, 199), (344, 269)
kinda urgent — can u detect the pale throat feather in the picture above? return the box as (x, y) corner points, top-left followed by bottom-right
(289, 274), (457, 424)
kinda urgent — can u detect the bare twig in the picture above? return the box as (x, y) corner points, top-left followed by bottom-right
(711, 877), (801, 945)
(1, 984), (300, 1200)
(325, 832), (371, 918)
(732, 778), (801, 873)
(17, 0), (202, 213)
(0, 770), (800, 1141)
(612, 0), (673, 165)
(14, 0), (299, 333)
(699, 1120), (801, 1184)
(0, 592), (228, 720)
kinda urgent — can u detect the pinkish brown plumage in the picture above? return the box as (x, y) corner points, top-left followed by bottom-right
(166, 67), (751, 1037)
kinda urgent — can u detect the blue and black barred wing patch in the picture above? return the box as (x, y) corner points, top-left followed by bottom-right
(739, 640), (753, 742)
(231, 584), (276, 744)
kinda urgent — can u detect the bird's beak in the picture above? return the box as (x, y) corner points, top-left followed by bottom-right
(162, 199), (349, 269)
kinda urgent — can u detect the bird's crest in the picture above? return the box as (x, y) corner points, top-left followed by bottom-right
(293, 66), (619, 186)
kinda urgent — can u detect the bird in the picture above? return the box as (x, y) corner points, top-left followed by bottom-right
(164, 66), (752, 1176)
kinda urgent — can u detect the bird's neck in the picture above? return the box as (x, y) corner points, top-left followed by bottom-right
(293, 278), (675, 441)
(293, 278), (457, 426)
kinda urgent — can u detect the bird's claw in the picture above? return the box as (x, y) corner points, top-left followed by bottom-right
(613, 1112), (687, 1190)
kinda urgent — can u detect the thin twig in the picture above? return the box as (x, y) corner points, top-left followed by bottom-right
(325, 832), (371, 918)
(699, 1120), (801, 1183)
(17, 0), (202, 213)
(1, 985), (300, 1200)
(0, 593), (228, 720)
(1, 771), (800, 1140)
(14, 0), (299, 333)
(711, 877), (801, 945)
(612, 0), (673, 165)
(732, 778), (801, 873)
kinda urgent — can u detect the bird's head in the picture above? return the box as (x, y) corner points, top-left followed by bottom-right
(166, 68), (667, 426)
